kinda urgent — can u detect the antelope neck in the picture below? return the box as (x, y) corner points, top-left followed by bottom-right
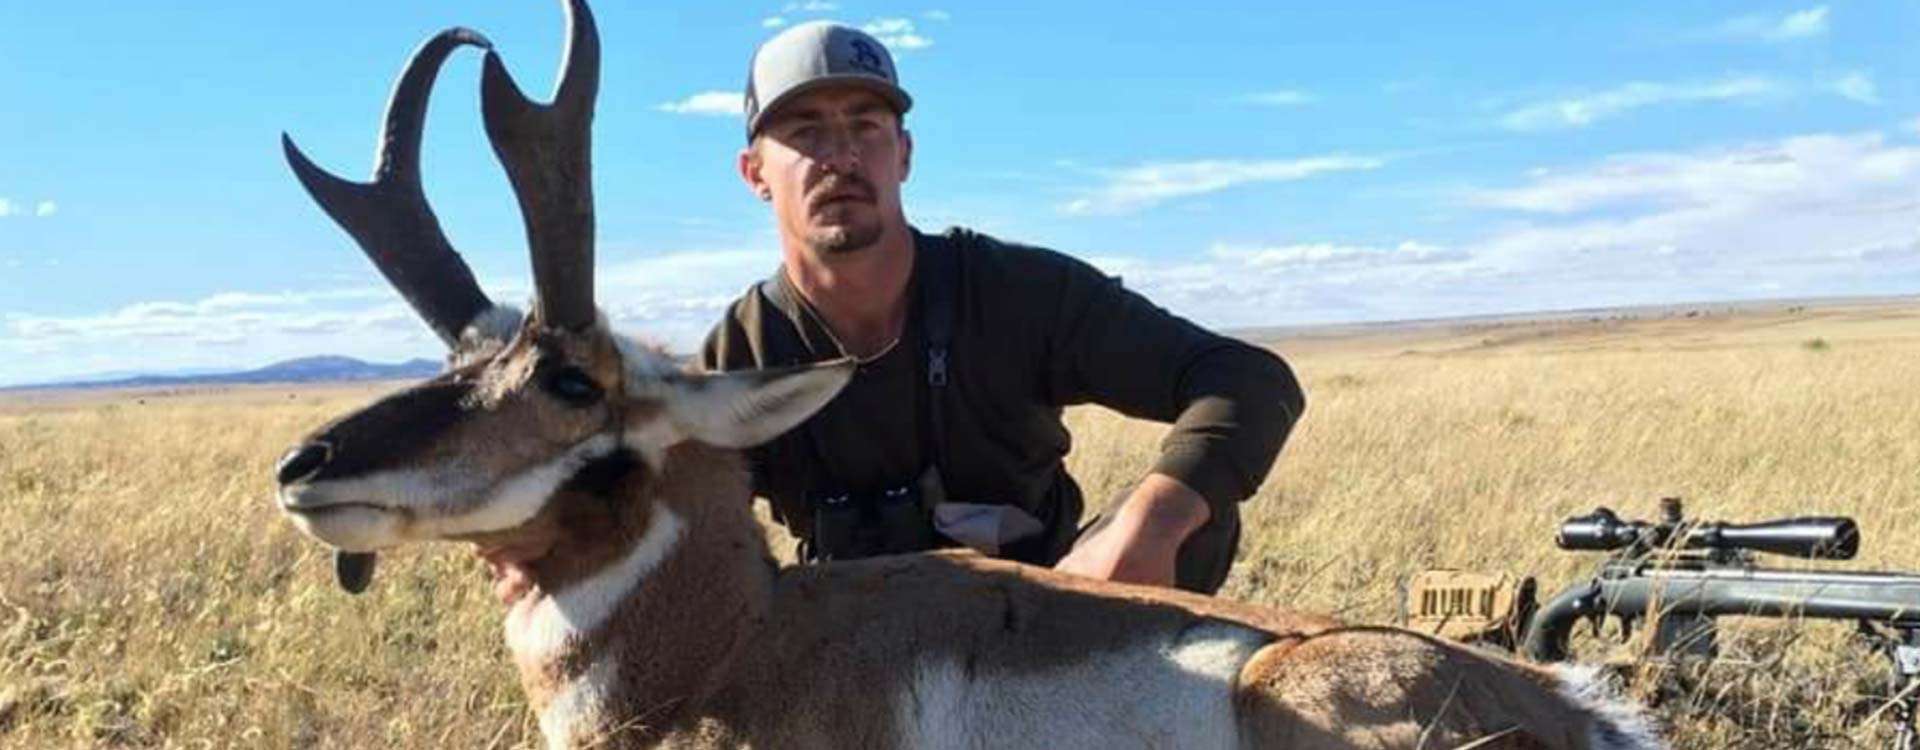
(503, 454), (776, 743)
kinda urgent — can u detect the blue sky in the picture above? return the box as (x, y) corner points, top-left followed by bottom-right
(1, 2), (1916, 386)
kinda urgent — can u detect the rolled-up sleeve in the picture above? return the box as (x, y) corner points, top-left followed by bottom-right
(1041, 258), (1305, 511)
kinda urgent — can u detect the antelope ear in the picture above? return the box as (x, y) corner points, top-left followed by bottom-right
(654, 359), (856, 448)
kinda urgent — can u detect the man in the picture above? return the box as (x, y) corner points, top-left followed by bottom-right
(701, 21), (1304, 594)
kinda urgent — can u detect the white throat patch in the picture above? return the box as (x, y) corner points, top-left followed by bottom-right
(540, 655), (620, 748)
(506, 505), (688, 660)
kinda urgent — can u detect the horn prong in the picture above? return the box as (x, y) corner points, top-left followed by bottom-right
(480, 0), (600, 332)
(374, 28), (494, 186)
(555, 0), (601, 114)
(283, 28), (495, 347)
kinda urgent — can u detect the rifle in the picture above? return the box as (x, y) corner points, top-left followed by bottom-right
(1522, 498), (1920, 749)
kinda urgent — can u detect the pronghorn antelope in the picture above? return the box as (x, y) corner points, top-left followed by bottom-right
(272, 2), (1663, 748)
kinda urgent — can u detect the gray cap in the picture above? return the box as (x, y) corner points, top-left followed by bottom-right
(744, 21), (913, 141)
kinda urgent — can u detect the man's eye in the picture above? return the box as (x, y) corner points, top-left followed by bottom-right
(543, 366), (603, 406)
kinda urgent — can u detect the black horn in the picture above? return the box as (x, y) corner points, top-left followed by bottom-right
(480, 0), (600, 332)
(283, 28), (497, 347)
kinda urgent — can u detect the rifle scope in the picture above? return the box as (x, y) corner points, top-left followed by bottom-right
(1556, 507), (1860, 560)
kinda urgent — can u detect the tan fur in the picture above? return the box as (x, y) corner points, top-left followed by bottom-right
(628, 493), (1616, 749)
(278, 325), (1659, 750)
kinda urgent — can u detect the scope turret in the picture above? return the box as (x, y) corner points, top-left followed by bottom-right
(1555, 506), (1860, 560)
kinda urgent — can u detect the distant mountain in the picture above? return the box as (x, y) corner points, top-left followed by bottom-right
(3, 356), (440, 391)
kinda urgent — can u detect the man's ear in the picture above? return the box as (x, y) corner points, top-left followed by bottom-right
(898, 127), (913, 182)
(738, 144), (770, 201)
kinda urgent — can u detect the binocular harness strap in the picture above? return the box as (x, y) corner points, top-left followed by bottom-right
(755, 231), (962, 559)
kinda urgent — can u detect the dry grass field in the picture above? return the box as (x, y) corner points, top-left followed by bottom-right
(3, 297), (1918, 748)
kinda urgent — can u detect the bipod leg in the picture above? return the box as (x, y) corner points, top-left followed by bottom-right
(1891, 627), (1920, 750)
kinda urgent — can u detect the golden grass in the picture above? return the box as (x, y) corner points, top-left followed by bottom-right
(3, 298), (1918, 748)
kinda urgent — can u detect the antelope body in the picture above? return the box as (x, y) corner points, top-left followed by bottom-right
(273, 2), (1663, 748)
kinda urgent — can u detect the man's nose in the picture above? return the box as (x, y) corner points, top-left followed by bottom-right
(817, 128), (861, 172)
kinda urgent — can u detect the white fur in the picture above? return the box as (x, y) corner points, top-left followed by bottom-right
(623, 420), (679, 472)
(432, 434), (620, 538)
(611, 331), (681, 381)
(650, 363), (855, 450)
(1553, 664), (1666, 750)
(280, 468), (467, 517)
(506, 506), (688, 661)
(465, 304), (524, 343)
(896, 621), (1267, 749)
(451, 304), (525, 369)
(278, 434), (620, 550)
(540, 656), (620, 749)
(278, 468), (482, 551)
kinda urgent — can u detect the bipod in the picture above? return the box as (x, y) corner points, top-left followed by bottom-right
(1858, 621), (1920, 750)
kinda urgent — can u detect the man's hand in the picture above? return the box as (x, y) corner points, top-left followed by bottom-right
(1053, 473), (1210, 588)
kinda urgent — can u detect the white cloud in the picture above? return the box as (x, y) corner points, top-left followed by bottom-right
(1069, 240), (1484, 329)
(34, 201), (57, 218)
(762, 16), (787, 28)
(923, 10), (951, 22)
(1467, 132), (1920, 216)
(0, 292), (441, 387)
(656, 91), (743, 117)
(1829, 237), (1920, 263)
(0, 198), (12, 217)
(1061, 155), (1386, 215)
(863, 18), (933, 51)
(1714, 6), (1830, 42)
(1774, 6), (1832, 38)
(1832, 72), (1879, 105)
(4, 288), (398, 348)
(1069, 131), (1920, 330)
(783, 1), (837, 12)
(0, 246), (783, 387)
(1500, 76), (1781, 132)
(1460, 131), (1920, 299)
(1237, 90), (1315, 107)
(1211, 241), (1463, 270)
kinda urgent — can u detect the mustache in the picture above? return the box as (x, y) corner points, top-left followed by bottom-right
(806, 175), (876, 208)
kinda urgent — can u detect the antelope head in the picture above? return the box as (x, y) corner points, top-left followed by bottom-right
(273, 0), (850, 594)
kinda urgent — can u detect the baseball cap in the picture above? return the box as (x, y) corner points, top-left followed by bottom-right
(744, 21), (913, 141)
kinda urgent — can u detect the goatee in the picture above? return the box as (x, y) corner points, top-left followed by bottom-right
(809, 222), (882, 255)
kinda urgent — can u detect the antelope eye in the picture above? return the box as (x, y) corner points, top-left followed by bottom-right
(543, 366), (603, 406)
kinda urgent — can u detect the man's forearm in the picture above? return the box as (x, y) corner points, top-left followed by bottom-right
(1114, 473), (1211, 541)
(1054, 473), (1209, 587)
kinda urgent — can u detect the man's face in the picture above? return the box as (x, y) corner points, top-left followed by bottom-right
(739, 86), (912, 257)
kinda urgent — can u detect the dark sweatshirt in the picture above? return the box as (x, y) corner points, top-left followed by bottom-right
(700, 226), (1305, 563)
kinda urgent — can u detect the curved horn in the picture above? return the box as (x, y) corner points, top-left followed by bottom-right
(283, 28), (496, 347)
(480, 0), (600, 332)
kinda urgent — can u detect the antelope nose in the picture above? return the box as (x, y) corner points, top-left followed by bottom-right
(276, 442), (333, 485)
